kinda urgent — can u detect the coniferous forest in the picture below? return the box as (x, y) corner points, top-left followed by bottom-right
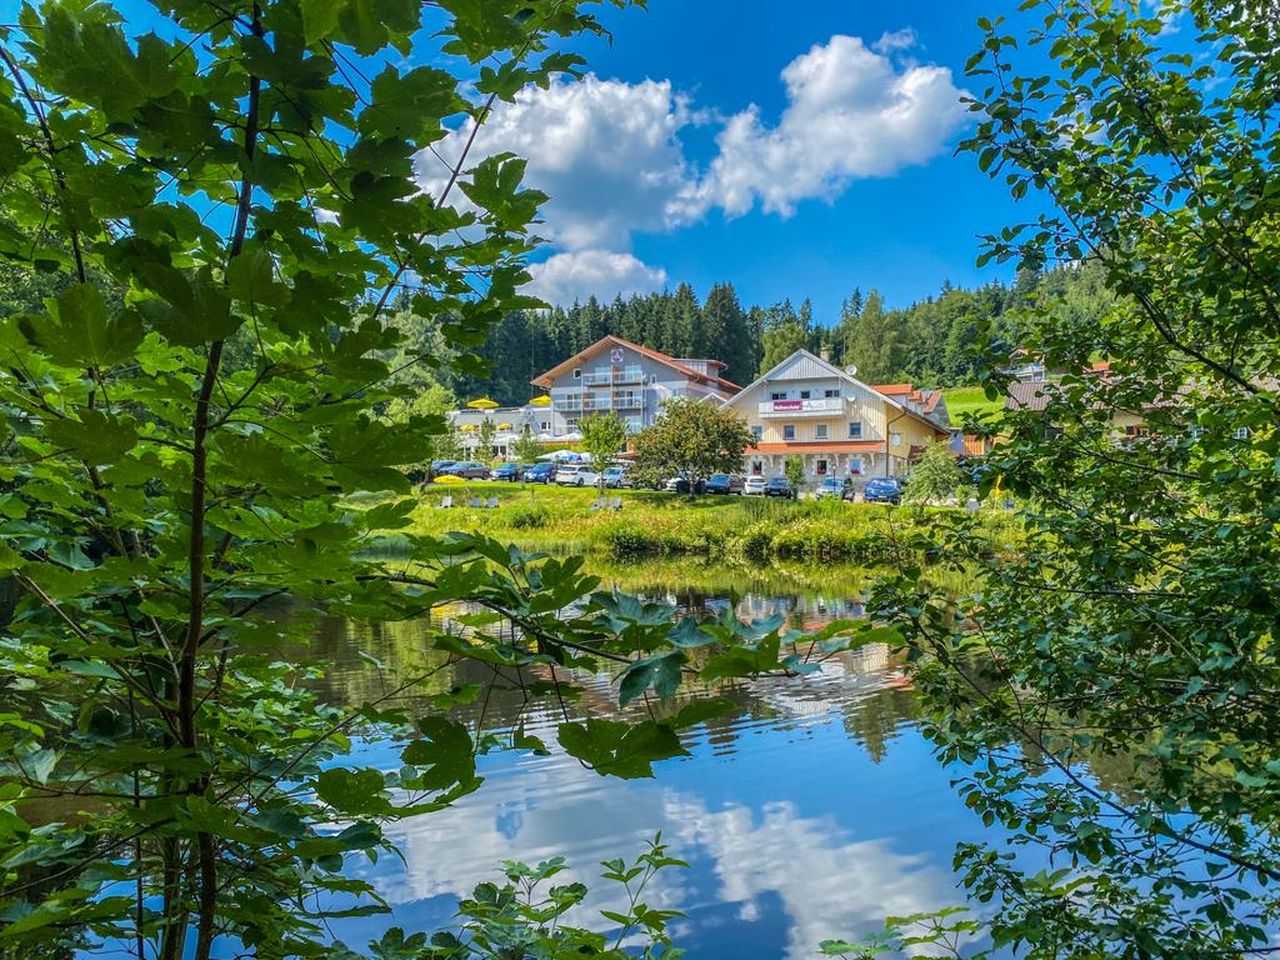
(438, 264), (1111, 405)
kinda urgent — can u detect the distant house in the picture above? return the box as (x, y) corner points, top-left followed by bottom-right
(529, 336), (740, 437)
(1004, 364), (1191, 442)
(721, 349), (951, 480)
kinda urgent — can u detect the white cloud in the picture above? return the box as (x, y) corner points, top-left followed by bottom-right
(873, 27), (919, 53)
(418, 76), (693, 253)
(681, 34), (967, 218)
(418, 30), (965, 304)
(525, 250), (668, 304)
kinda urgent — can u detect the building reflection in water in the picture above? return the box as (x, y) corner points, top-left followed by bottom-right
(313, 579), (981, 960)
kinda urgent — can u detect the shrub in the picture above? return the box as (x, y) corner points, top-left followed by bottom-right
(508, 505), (550, 530)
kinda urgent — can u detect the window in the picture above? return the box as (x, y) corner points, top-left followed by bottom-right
(815, 424), (828, 440)
(800, 390), (811, 400)
(783, 424), (796, 441)
(849, 456), (863, 475)
(848, 421), (862, 439)
(751, 424), (763, 441)
(816, 459), (828, 475)
(824, 389), (840, 398)
(1234, 426), (1252, 440)
(751, 461), (763, 476)
(540, 421), (550, 432)
(572, 368), (581, 379)
(770, 391), (787, 401)
(890, 432), (902, 447)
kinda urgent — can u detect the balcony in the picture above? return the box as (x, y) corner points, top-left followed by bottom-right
(612, 394), (643, 409)
(757, 396), (844, 417)
(582, 367), (644, 386)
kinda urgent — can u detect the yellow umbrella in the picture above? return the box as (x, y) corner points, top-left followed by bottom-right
(459, 424), (476, 432)
(467, 397), (500, 410)
(433, 474), (465, 485)
(497, 422), (513, 430)
(528, 395), (551, 407)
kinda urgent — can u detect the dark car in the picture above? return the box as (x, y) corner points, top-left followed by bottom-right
(704, 473), (744, 495)
(863, 476), (904, 504)
(430, 459), (457, 476)
(816, 476), (854, 501)
(492, 462), (524, 482)
(765, 476), (795, 499)
(664, 474), (706, 495)
(522, 462), (556, 484)
(445, 461), (491, 480)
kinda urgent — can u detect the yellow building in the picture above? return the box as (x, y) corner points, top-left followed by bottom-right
(722, 349), (951, 481)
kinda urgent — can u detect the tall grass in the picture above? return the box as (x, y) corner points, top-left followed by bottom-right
(406, 483), (1022, 565)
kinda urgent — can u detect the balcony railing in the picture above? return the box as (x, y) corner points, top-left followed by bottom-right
(757, 396), (845, 417)
(582, 368), (644, 386)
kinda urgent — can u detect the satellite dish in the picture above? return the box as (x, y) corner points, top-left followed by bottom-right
(844, 364), (858, 377)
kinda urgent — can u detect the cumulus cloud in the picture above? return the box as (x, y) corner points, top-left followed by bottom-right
(680, 35), (967, 218)
(419, 30), (965, 304)
(418, 76), (693, 252)
(525, 250), (668, 304)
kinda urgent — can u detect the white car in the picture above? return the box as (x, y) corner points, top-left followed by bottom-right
(743, 475), (768, 496)
(554, 464), (601, 487)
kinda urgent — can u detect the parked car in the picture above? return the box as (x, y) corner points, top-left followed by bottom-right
(743, 475), (768, 496)
(664, 474), (705, 495)
(491, 462), (524, 482)
(704, 473), (744, 495)
(601, 466), (631, 489)
(445, 461), (491, 480)
(816, 476), (855, 501)
(764, 476), (795, 499)
(430, 459), (457, 477)
(863, 476), (904, 504)
(522, 462), (556, 484)
(555, 464), (601, 487)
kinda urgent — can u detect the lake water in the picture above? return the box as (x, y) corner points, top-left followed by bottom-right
(314, 563), (1000, 958)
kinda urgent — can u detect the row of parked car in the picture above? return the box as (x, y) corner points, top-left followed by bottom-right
(429, 459), (908, 503)
(429, 459), (631, 487)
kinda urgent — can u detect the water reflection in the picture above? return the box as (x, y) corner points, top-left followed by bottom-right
(318, 570), (986, 959)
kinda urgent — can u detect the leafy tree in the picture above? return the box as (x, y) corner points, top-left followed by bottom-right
(758, 319), (806, 375)
(864, 2), (1280, 956)
(631, 398), (754, 492)
(783, 454), (805, 490)
(511, 431), (544, 464)
(579, 411), (627, 487)
(900, 442), (960, 507)
(476, 417), (497, 462)
(0, 2), (676, 956)
(841, 291), (900, 383)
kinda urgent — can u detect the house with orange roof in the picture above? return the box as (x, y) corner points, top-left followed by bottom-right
(721, 349), (951, 481)
(528, 335), (741, 438)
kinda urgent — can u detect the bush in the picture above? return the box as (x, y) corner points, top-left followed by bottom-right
(507, 505), (550, 530)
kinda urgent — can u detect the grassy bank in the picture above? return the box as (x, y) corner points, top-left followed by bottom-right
(943, 385), (1005, 421)
(404, 483), (1021, 564)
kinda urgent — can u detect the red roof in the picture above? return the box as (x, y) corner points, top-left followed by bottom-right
(873, 383), (914, 396)
(531, 335), (741, 393)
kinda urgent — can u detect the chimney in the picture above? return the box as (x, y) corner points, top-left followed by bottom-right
(819, 348), (830, 362)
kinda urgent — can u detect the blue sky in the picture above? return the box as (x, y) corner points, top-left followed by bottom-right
(9, 0), (1048, 324)
(493, 0), (1038, 322)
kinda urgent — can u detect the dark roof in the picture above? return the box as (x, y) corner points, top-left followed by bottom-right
(1005, 381), (1057, 412)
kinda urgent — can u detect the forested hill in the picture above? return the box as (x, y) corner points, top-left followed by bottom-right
(434, 264), (1111, 407)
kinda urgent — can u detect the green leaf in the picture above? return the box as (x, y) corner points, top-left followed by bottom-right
(315, 768), (390, 816)
(618, 651), (685, 706)
(20, 285), (142, 367)
(557, 719), (687, 779)
(400, 716), (478, 793)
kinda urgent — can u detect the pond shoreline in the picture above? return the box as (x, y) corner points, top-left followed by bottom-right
(383, 483), (1021, 564)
